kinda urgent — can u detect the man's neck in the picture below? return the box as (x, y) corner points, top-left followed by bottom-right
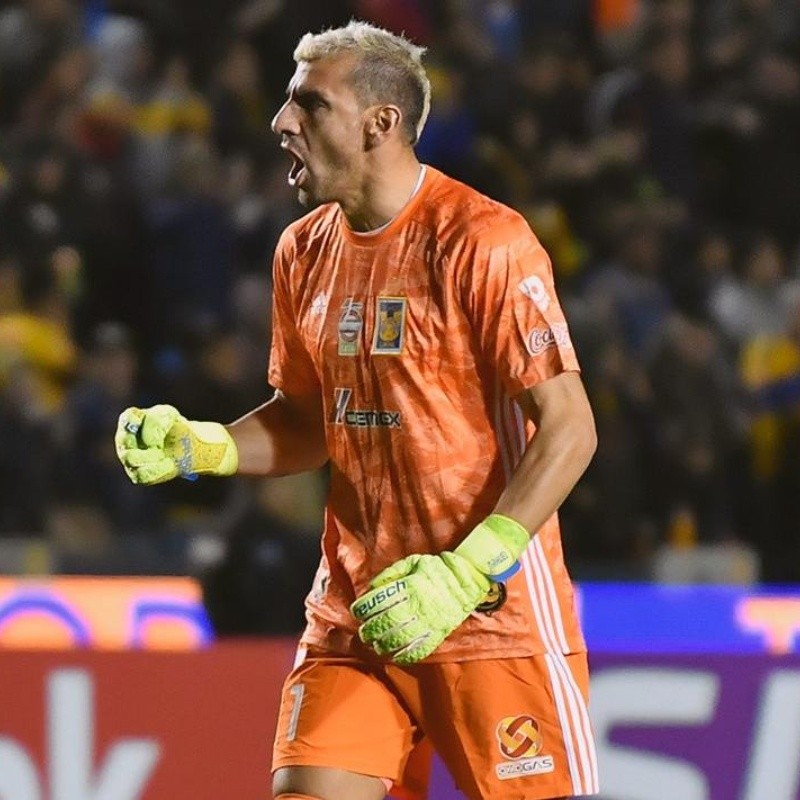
(340, 153), (423, 232)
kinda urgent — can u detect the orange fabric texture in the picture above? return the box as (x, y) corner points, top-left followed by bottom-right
(272, 647), (597, 799)
(268, 166), (585, 660)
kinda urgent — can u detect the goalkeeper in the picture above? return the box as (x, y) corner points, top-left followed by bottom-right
(116, 20), (598, 800)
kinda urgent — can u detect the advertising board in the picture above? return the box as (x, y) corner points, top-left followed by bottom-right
(0, 642), (295, 800)
(2, 580), (800, 799)
(2, 647), (799, 800)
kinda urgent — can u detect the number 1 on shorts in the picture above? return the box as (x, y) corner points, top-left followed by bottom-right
(286, 683), (305, 742)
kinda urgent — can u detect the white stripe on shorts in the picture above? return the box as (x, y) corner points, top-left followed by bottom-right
(495, 389), (599, 794)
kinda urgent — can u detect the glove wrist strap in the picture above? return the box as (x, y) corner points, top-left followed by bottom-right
(186, 421), (239, 476)
(454, 513), (530, 580)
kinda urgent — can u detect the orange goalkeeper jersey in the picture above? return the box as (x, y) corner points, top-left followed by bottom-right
(268, 166), (586, 661)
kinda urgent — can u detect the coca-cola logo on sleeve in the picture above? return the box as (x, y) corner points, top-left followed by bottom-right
(526, 323), (572, 356)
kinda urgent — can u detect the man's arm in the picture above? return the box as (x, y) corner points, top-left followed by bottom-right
(493, 370), (597, 534)
(116, 388), (328, 485)
(351, 370), (596, 664)
(228, 388), (328, 476)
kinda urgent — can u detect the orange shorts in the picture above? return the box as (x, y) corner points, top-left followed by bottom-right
(272, 647), (599, 800)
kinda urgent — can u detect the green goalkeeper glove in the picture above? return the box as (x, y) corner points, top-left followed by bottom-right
(115, 404), (238, 485)
(350, 514), (530, 665)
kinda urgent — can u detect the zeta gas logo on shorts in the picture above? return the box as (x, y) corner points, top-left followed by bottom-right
(496, 714), (542, 759)
(494, 714), (555, 780)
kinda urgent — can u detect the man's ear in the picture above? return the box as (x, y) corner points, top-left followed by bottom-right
(364, 104), (403, 148)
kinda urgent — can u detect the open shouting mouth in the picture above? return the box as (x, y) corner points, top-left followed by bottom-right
(284, 148), (307, 188)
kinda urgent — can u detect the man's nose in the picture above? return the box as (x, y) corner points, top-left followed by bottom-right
(271, 100), (296, 136)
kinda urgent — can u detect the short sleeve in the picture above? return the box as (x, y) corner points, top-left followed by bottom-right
(267, 232), (321, 395)
(460, 222), (580, 396)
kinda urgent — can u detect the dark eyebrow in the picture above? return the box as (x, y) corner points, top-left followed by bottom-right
(286, 86), (331, 108)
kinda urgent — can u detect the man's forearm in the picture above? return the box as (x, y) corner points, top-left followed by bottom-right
(493, 373), (597, 535)
(493, 418), (596, 535)
(227, 391), (328, 476)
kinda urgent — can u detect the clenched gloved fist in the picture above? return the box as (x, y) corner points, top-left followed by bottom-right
(351, 514), (530, 664)
(115, 404), (238, 485)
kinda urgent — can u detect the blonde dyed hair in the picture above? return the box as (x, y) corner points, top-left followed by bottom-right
(294, 20), (431, 145)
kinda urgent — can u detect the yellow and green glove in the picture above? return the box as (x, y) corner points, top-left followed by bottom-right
(351, 514), (530, 665)
(115, 404), (238, 485)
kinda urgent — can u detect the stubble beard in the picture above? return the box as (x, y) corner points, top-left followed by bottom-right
(297, 175), (338, 209)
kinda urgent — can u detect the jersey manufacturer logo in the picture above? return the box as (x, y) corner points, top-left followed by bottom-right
(518, 275), (551, 311)
(372, 296), (407, 355)
(526, 322), (572, 356)
(338, 299), (363, 356)
(331, 387), (402, 429)
(494, 714), (555, 781)
(310, 292), (328, 317)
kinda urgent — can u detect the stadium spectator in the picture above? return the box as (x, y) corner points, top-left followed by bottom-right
(0, 262), (77, 534)
(646, 312), (744, 541)
(60, 322), (161, 536)
(201, 474), (323, 635)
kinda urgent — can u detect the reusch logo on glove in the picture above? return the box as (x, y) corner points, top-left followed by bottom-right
(352, 580), (407, 617)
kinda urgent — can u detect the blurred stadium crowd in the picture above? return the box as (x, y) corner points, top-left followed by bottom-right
(1, 0), (800, 628)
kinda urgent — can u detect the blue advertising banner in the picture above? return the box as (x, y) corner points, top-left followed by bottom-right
(2, 578), (799, 655)
(578, 583), (800, 654)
